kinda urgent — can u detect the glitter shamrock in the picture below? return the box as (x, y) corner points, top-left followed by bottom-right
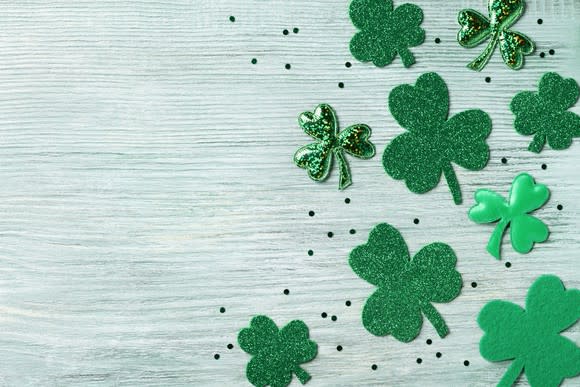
(457, 0), (534, 71)
(238, 315), (318, 387)
(349, 0), (425, 68)
(293, 104), (376, 190)
(349, 223), (462, 342)
(478, 275), (580, 387)
(468, 173), (550, 259)
(511, 72), (580, 153)
(383, 72), (492, 205)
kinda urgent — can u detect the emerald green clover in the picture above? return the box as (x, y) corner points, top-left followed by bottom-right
(458, 0), (534, 71)
(511, 72), (580, 153)
(293, 104), (376, 190)
(349, 223), (462, 342)
(238, 315), (317, 387)
(468, 173), (550, 259)
(349, 0), (425, 68)
(479, 275), (580, 387)
(383, 72), (492, 205)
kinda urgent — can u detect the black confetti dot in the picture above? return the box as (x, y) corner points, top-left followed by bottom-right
(540, 52), (546, 58)
(283, 289), (290, 295)
(549, 49), (555, 55)
(321, 312), (328, 318)
(227, 344), (234, 349)
(345, 61), (352, 68)
(285, 64), (291, 70)
(501, 157), (508, 164)
(485, 76), (491, 83)
(371, 364), (378, 370)
(307, 250), (314, 256)
(537, 18), (543, 24)
(541, 164), (547, 170)
(345, 300), (352, 307)
(435, 38), (441, 44)
(557, 204), (563, 211)
(464, 360), (470, 366)
(331, 315), (337, 321)
(214, 354), (220, 360)
(337, 345), (343, 351)
(416, 358), (422, 364)
(309, 210), (315, 217)
(219, 307), (226, 313)
(338, 82), (345, 88)
(413, 218), (420, 225)
(283, 29), (289, 35)
(229, 16), (235, 22)
(345, 198), (351, 204)
(293, 27), (299, 34)
(505, 262), (512, 268)
(471, 282), (477, 288)
(426, 339), (432, 345)
(251, 58), (257, 65)
(328, 232), (334, 238)
(349, 229), (356, 235)
(436, 352), (442, 358)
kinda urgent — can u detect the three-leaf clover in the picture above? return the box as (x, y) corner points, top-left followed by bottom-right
(349, 223), (462, 342)
(349, 0), (425, 68)
(383, 72), (492, 205)
(511, 72), (580, 153)
(293, 104), (376, 190)
(457, 0), (534, 71)
(478, 275), (580, 387)
(468, 173), (550, 259)
(238, 315), (317, 387)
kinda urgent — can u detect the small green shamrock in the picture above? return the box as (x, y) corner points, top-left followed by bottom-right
(238, 315), (317, 387)
(383, 72), (492, 205)
(293, 104), (376, 190)
(479, 275), (580, 387)
(511, 72), (580, 153)
(468, 173), (550, 259)
(349, 223), (462, 342)
(349, 0), (425, 68)
(457, 0), (534, 71)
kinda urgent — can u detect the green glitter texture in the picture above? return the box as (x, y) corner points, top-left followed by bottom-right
(349, 223), (462, 342)
(238, 315), (317, 387)
(478, 275), (580, 387)
(458, 0), (534, 71)
(293, 104), (376, 190)
(511, 72), (580, 153)
(349, 0), (425, 68)
(383, 72), (492, 205)
(468, 173), (550, 259)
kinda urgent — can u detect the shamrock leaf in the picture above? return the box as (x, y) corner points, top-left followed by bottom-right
(478, 275), (580, 386)
(349, 0), (425, 68)
(468, 173), (550, 259)
(294, 104), (376, 190)
(349, 223), (462, 342)
(511, 72), (580, 153)
(458, 0), (534, 71)
(238, 315), (318, 387)
(383, 72), (492, 205)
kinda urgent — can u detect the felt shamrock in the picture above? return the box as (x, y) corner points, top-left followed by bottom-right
(458, 0), (534, 71)
(511, 72), (580, 153)
(349, 223), (462, 342)
(293, 104), (376, 190)
(383, 72), (492, 205)
(468, 173), (550, 259)
(349, 0), (425, 68)
(238, 315), (317, 387)
(479, 275), (580, 387)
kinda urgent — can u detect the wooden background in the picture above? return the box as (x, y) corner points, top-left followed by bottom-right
(0, 0), (578, 385)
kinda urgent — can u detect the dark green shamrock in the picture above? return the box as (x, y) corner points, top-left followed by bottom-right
(349, 0), (425, 68)
(479, 275), (580, 387)
(238, 315), (317, 387)
(511, 72), (580, 153)
(349, 223), (462, 342)
(383, 72), (492, 205)
(468, 173), (550, 259)
(294, 104), (376, 190)
(458, 0), (534, 71)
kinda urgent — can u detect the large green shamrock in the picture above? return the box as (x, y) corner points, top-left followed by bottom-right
(349, 223), (462, 342)
(511, 72), (580, 153)
(468, 173), (550, 259)
(238, 315), (317, 387)
(293, 104), (375, 190)
(349, 0), (425, 68)
(383, 72), (492, 205)
(458, 0), (534, 71)
(479, 275), (580, 386)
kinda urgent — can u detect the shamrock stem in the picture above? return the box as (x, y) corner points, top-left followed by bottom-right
(487, 219), (509, 259)
(498, 358), (525, 387)
(442, 164), (462, 205)
(294, 366), (311, 385)
(467, 35), (498, 72)
(420, 302), (449, 338)
(334, 149), (352, 190)
(399, 48), (416, 68)
(528, 134), (546, 153)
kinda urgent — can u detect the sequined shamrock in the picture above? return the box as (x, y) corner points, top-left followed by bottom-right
(349, 223), (462, 342)
(238, 315), (318, 387)
(468, 173), (550, 259)
(458, 0), (534, 71)
(383, 72), (492, 205)
(293, 104), (376, 190)
(349, 0), (425, 68)
(511, 72), (580, 153)
(479, 275), (580, 387)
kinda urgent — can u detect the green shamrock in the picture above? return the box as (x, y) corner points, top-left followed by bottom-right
(457, 0), (534, 71)
(468, 173), (550, 259)
(293, 104), (376, 190)
(349, 223), (462, 342)
(383, 72), (492, 205)
(511, 72), (580, 153)
(479, 275), (580, 386)
(238, 315), (317, 387)
(349, 0), (425, 68)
